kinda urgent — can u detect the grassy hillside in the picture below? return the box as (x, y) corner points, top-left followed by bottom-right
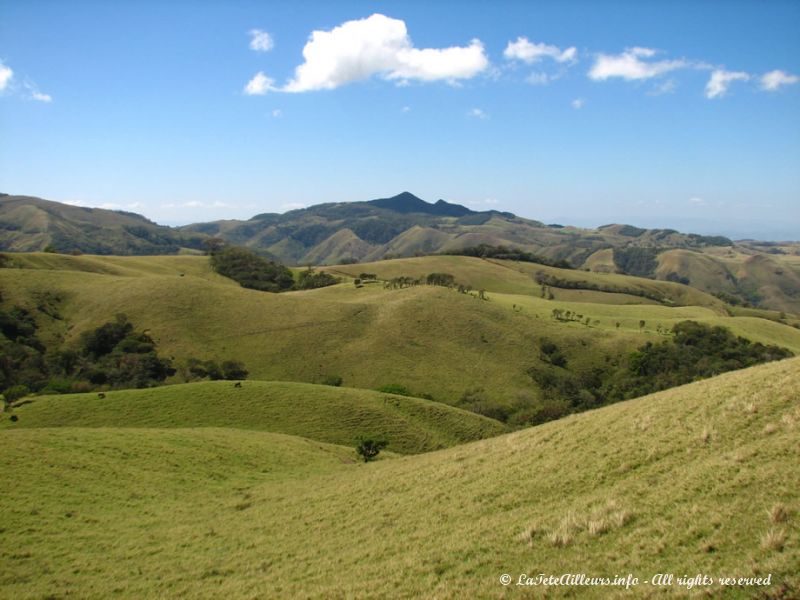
(2, 380), (505, 454)
(0, 194), (205, 254)
(2, 358), (797, 598)
(4, 253), (799, 411)
(325, 255), (727, 309)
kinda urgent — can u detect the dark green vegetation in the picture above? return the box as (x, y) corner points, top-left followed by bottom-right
(603, 320), (793, 400)
(4, 193), (799, 312)
(355, 437), (388, 462)
(0, 308), (174, 400)
(443, 243), (573, 269)
(209, 245), (295, 292)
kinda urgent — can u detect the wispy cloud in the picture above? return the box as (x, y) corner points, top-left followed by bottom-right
(760, 69), (799, 91)
(649, 78), (678, 95)
(244, 72), (276, 95)
(0, 60), (12, 91)
(526, 71), (559, 85)
(245, 14), (488, 94)
(589, 47), (686, 81)
(249, 29), (274, 52)
(271, 109), (283, 118)
(401, 105), (411, 113)
(571, 98), (585, 109)
(467, 107), (487, 119)
(0, 61), (52, 101)
(504, 37), (576, 64)
(705, 69), (749, 99)
(281, 202), (306, 211)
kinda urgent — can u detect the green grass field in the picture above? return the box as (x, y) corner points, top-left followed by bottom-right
(1, 380), (505, 454)
(2, 358), (797, 598)
(3, 252), (799, 407)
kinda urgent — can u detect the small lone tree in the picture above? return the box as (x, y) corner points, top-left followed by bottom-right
(356, 437), (388, 463)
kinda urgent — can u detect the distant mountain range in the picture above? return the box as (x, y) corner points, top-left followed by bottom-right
(2, 191), (799, 313)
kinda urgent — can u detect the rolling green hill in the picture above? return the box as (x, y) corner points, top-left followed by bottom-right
(3, 253), (799, 418)
(1, 380), (506, 454)
(0, 194), (205, 255)
(2, 358), (797, 598)
(4, 192), (798, 313)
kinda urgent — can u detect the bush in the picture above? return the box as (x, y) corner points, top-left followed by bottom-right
(221, 360), (248, 380)
(296, 268), (339, 290)
(321, 375), (343, 387)
(355, 437), (388, 463)
(377, 384), (412, 396)
(3, 384), (30, 403)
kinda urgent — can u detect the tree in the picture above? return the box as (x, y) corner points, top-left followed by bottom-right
(355, 437), (388, 463)
(639, 320), (646, 331)
(221, 360), (248, 380)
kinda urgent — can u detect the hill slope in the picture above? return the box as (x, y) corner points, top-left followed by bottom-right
(4, 253), (800, 414)
(0, 194), (205, 254)
(2, 358), (798, 598)
(2, 380), (506, 454)
(4, 193), (798, 312)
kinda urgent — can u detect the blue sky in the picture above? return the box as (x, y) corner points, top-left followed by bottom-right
(1, 0), (798, 239)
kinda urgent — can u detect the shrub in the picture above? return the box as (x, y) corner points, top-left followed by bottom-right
(321, 375), (343, 387)
(3, 384), (30, 403)
(221, 360), (248, 380)
(355, 437), (388, 463)
(296, 268), (339, 290)
(377, 384), (412, 396)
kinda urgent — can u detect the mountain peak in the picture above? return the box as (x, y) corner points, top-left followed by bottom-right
(367, 192), (474, 217)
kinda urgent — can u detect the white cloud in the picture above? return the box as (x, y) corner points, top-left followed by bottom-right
(649, 78), (678, 95)
(503, 37), (577, 64)
(251, 14), (488, 94)
(589, 47), (686, 81)
(183, 201), (204, 208)
(244, 71), (276, 95)
(401, 105), (411, 113)
(249, 29), (274, 52)
(483, 198), (498, 205)
(31, 90), (52, 102)
(761, 69), (799, 91)
(212, 201), (229, 207)
(0, 61), (13, 91)
(526, 72), (553, 85)
(689, 197), (706, 205)
(571, 98), (585, 109)
(705, 69), (749, 99)
(467, 108), (487, 119)
(281, 202), (306, 211)
(271, 109), (283, 117)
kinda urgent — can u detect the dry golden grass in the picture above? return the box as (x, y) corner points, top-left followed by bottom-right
(2, 358), (798, 598)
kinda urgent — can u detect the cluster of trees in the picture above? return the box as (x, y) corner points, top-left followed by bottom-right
(550, 308), (601, 327)
(1, 310), (177, 405)
(206, 240), (338, 292)
(209, 244), (295, 292)
(296, 268), (339, 290)
(444, 244), (573, 269)
(492, 321), (793, 429)
(612, 247), (660, 278)
(380, 272), (487, 299)
(602, 321), (792, 400)
(0, 302), (46, 402)
(184, 358), (248, 381)
(534, 272), (667, 304)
